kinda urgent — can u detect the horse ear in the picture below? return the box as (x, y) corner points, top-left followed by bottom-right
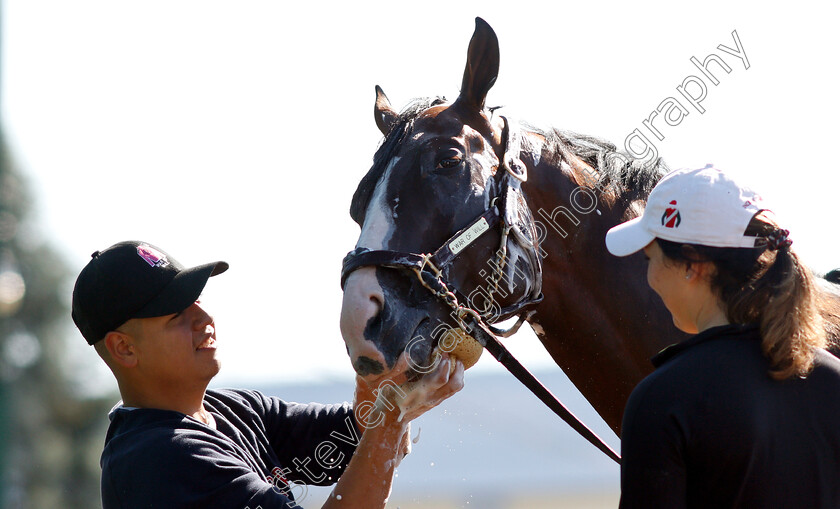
(374, 85), (399, 135)
(457, 17), (500, 111)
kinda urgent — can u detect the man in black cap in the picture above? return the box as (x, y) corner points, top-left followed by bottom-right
(72, 240), (464, 508)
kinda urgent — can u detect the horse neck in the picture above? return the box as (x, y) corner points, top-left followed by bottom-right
(821, 285), (840, 352)
(516, 130), (679, 434)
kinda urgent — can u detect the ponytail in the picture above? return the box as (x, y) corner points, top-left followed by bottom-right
(657, 212), (826, 379)
(753, 245), (824, 379)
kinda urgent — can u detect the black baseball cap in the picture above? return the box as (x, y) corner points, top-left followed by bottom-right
(71, 241), (229, 345)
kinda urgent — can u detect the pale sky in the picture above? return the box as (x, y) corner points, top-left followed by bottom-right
(2, 1), (838, 392)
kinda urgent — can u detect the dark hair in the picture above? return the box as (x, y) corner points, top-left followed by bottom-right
(657, 211), (826, 379)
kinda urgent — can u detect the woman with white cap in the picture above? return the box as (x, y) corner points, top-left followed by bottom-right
(605, 165), (840, 508)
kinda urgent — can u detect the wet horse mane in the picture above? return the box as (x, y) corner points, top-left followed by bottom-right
(523, 122), (668, 202)
(349, 97), (669, 226)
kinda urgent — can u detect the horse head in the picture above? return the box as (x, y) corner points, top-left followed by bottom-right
(340, 18), (542, 386)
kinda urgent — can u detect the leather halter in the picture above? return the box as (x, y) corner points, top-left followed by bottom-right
(341, 116), (543, 326)
(340, 192), (543, 328)
(340, 115), (620, 464)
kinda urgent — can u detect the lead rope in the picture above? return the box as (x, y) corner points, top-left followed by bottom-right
(411, 244), (621, 465)
(467, 317), (621, 464)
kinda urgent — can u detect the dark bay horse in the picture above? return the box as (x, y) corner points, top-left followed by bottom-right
(339, 18), (840, 434)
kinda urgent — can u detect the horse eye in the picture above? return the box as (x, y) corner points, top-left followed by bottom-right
(435, 156), (462, 170)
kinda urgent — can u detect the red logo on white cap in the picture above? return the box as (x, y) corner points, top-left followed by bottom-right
(137, 245), (169, 268)
(743, 194), (762, 208)
(661, 200), (681, 228)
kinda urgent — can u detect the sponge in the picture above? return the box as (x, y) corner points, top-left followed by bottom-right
(434, 327), (483, 371)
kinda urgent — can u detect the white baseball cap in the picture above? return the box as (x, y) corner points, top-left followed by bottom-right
(605, 164), (768, 257)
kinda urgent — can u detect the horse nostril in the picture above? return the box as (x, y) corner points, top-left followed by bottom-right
(354, 356), (385, 376)
(369, 293), (383, 315)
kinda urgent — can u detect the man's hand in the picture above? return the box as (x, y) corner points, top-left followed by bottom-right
(353, 353), (465, 431)
(330, 354), (464, 509)
(391, 354), (465, 424)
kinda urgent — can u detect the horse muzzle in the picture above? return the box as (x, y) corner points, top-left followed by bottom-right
(340, 267), (435, 383)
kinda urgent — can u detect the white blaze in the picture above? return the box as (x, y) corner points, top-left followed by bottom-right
(356, 156), (400, 250)
(340, 157), (399, 372)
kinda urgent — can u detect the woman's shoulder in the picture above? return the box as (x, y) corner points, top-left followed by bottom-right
(811, 348), (840, 379)
(629, 326), (765, 406)
(652, 324), (762, 370)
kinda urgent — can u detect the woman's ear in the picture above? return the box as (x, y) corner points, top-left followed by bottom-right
(685, 260), (716, 282)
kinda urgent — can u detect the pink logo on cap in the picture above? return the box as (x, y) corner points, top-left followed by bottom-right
(743, 194), (763, 208)
(661, 200), (681, 228)
(137, 245), (169, 268)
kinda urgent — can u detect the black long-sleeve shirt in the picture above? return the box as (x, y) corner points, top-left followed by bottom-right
(101, 388), (359, 508)
(620, 324), (840, 508)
